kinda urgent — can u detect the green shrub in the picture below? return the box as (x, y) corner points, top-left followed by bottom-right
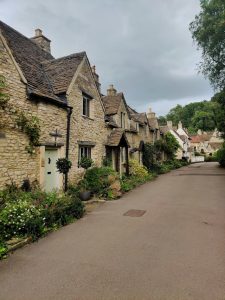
(129, 159), (149, 178)
(42, 194), (84, 227)
(217, 144), (225, 167)
(0, 188), (85, 246)
(83, 167), (117, 196)
(0, 241), (8, 259)
(0, 199), (45, 240)
(79, 157), (93, 169)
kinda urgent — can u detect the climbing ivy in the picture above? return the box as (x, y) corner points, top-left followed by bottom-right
(0, 75), (10, 108)
(16, 112), (40, 154)
(0, 75), (40, 154)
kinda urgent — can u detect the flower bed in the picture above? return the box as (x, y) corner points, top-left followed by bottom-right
(0, 187), (85, 259)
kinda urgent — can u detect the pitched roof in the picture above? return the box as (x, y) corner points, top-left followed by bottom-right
(43, 52), (85, 94)
(127, 106), (147, 125)
(191, 134), (210, 143)
(148, 117), (159, 130)
(102, 93), (124, 115)
(0, 20), (85, 104)
(106, 128), (130, 147)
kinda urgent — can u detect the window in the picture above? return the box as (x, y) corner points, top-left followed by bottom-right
(79, 146), (91, 159)
(121, 112), (125, 128)
(83, 95), (90, 117)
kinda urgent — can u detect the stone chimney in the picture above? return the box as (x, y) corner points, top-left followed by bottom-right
(147, 107), (156, 119)
(107, 84), (117, 96)
(31, 29), (51, 53)
(91, 65), (101, 93)
(178, 121), (183, 129)
(167, 120), (173, 130)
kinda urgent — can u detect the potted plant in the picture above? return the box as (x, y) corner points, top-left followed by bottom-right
(56, 158), (72, 191)
(78, 157), (93, 201)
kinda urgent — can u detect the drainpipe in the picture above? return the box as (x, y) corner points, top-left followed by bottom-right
(65, 106), (73, 192)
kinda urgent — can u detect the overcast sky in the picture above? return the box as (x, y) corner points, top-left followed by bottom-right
(1, 0), (213, 116)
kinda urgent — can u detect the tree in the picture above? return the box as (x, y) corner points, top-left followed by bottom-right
(190, 0), (225, 90)
(191, 110), (216, 131)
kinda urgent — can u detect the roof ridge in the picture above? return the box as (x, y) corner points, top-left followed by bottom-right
(43, 51), (86, 64)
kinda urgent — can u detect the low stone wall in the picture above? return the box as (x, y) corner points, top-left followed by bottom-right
(191, 156), (205, 163)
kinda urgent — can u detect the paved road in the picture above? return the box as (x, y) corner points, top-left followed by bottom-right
(0, 162), (225, 300)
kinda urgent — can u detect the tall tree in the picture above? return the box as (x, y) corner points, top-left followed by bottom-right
(190, 0), (225, 90)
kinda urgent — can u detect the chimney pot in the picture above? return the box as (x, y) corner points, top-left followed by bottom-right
(31, 28), (51, 53)
(35, 28), (42, 37)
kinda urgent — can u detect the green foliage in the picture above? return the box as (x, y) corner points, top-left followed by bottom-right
(211, 90), (225, 137)
(164, 101), (220, 132)
(82, 167), (117, 197)
(143, 143), (156, 170)
(120, 173), (155, 193)
(0, 75), (10, 108)
(216, 143), (225, 167)
(190, 0), (225, 90)
(79, 157), (93, 169)
(129, 159), (149, 178)
(0, 200), (45, 240)
(16, 112), (40, 153)
(0, 187), (85, 258)
(0, 241), (8, 259)
(102, 156), (112, 167)
(162, 132), (180, 160)
(56, 158), (72, 174)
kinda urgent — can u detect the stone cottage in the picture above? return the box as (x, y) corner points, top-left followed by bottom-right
(0, 21), (105, 191)
(102, 85), (156, 174)
(160, 121), (191, 160)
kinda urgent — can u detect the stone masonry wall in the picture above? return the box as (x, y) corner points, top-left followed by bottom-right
(0, 36), (67, 189)
(67, 58), (106, 183)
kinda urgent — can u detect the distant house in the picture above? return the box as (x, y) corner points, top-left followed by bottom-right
(190, 129), (223, 155)
(160, 121), (191, 160)
(0, 21), (105, 190)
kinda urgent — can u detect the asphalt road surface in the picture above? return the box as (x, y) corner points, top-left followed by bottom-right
(0, 162), (225, 300)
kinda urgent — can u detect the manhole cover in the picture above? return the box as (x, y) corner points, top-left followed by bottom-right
(123, 209), (146, 217)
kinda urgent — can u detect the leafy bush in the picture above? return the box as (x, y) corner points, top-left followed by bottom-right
(79, 157), (93, 169)
(41, 194), (84, 227)
(217, 144), (225, 167)
(129, 159), (149, 178)
(120, 173), (155, 193)
(56, 158), (72, 174)
(0, 187), (85, 252)
(82, 167), (117, 197)
(0, 200), (44, 240)
(0, 241), (8, 259)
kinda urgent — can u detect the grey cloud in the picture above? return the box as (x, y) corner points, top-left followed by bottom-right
(1, 0), (213, 115)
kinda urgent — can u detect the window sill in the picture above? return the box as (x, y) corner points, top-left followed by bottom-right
(82, 115), (94, 121)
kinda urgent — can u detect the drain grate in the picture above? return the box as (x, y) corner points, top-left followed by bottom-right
(123, 209), (146, 217)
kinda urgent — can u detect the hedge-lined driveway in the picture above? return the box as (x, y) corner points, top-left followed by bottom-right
(0, 162), (225, 300)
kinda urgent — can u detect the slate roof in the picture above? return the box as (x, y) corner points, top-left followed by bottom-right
(127, 106), (147, 125)
(148, 117), (159, 130)
(105, 115), (119, 128)
(106, 128), (130, 147)
(43, 52), (85, 94)
(0, 20), (85, 104)
(159, 125), (169, 134)
(102, 93), (124, 115)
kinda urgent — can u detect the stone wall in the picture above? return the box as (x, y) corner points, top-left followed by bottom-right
(0, 36), (67, 189)
(67, 58), (106, 183)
